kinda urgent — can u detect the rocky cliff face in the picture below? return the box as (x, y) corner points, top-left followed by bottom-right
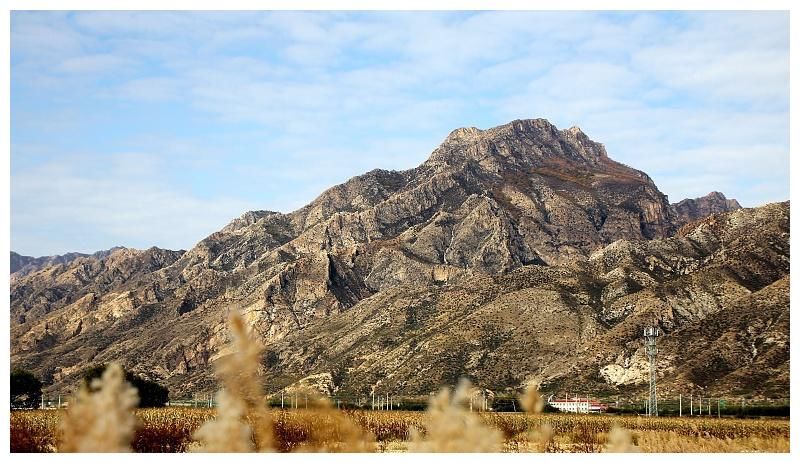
(10, 118), (785, 401)
(672, 191), (742, 226)
(254, 202), (788, 399)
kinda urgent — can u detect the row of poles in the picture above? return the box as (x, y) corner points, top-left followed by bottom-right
(272, 391), (399, 410)
(39, 392), (766, 415)
(40, 395), (64, 409)
(644, 394), (749, 418)
(161, 391), (480, 411)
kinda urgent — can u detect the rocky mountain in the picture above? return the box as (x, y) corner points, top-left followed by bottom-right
(9, 118), (787, 401)
(10, 247), (185, 326)
(10, 247), (126, 277)
(672, 191), (742, 225)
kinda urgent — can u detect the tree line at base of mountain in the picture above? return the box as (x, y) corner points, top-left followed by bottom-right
(10, 366), (170, 409)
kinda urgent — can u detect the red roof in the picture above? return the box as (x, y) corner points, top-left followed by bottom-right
(550, 399), (604, 404)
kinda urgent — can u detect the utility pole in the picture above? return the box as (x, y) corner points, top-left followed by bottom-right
(690, 394), (693, 416)
(643, 326), (660, 416)
(41, 395), (45, 409)
(281, 391), (284, 409)
(717, 399), (721, 418)
(679, 394), (682, 417)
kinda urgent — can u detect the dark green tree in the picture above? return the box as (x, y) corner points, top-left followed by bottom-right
(83, 364), (169, 408)
(11, 369), (42, 409)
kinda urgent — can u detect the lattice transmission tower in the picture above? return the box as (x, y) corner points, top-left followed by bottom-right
(643, 326), (660, 416)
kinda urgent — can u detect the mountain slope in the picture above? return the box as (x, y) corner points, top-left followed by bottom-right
(253, 202), (788, 398)
(10, 118), (785, 401)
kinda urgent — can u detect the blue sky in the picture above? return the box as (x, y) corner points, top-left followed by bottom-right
(11, 11), (789, 256)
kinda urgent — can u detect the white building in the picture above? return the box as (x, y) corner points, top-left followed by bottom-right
(548, 396), (606, 413)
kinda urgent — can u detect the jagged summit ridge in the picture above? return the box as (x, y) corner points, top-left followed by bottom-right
(428, 118), (610, 169)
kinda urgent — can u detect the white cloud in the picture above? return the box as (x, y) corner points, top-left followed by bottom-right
(11, 12), (89, 58)
(113, 77), (181, 101)
(55, 53), (138, 74)
(11, 154), (258, 255)
(10, 11), (790, 254)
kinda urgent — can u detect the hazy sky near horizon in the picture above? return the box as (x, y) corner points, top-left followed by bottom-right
(11, 11), (789, 256)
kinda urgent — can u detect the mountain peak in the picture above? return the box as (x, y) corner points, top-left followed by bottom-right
(701, 191), (741, 209)
(442, 118), (558, 145)
(443, 126), (483, 144)
(428, 118), (609, 170)
(672, 191), (743, 225)
(564, 125), (586, 136)
(221, 210), (279, 233)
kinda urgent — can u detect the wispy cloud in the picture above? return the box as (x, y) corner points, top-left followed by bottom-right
(11, 152), (257, 255)
(112, 77), (182, 101)
(11, 11), (789, 255)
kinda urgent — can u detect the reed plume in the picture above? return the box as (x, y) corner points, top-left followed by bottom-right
(519, 381), (552, 452)
(189, 389), (254, 452)
(191, 310), (273, 452)
(606, 425), (640, 453)
(58, 363), (139, 452)
(409, 378), (503, 452)
(291, 393), (375, 452)
(519, 381), (544, 414)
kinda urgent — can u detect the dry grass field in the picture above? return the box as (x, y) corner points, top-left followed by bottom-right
(11, 407), (789, 453)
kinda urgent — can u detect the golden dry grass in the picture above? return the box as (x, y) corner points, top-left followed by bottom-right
(11, 407), (789, 453)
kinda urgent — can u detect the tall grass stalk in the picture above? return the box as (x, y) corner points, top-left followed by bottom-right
(519, 381), (552, 452)
(286, 394), (375, 452)
(409, 379), (503, 452)
(58, 363), (139, 452)
(605, 426), (640, 453)
(190, 310), (274, 452)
